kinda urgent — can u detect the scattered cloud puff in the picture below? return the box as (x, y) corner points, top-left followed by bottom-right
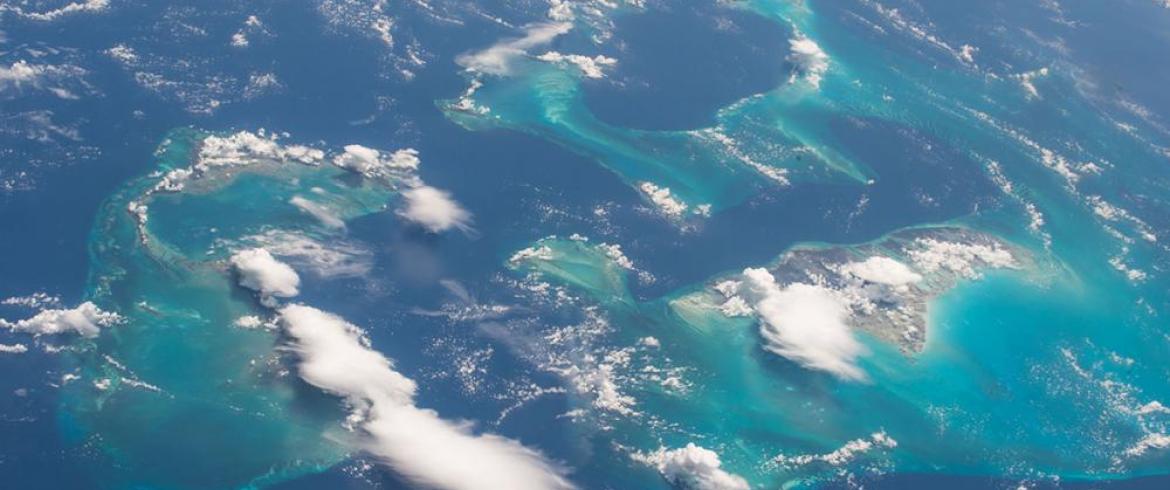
(200, 130), (325, 168)
(0, 301), (120, 338)
(775, 431), (897, 467)
(230, 248), (301, 307)
(633, 444), (749, 490)
(1011, 67), (1050, 100)
(907, 238), (1017, 279)
(535, 52), (616, 79)
(1126, 432), (1170, 458)
(739, 268), (868, 381)
(0, 60), (86, 98)
(332, 144), (420, 178)
(0, 60), (45, 88)
(231, 15), (266, 48)
(786, 34), (830, 89)
(0, 343), (28, 354)
(457, 22), (572, 76)
(636, 182), (697, 218)
(0, 0), (109, 21)
(398, 185), (473, 233)
(279, 304), (575, 490)
(2, 292), (62, 309)
(837, 256), (922, 288)
(959, 44), (978, 64)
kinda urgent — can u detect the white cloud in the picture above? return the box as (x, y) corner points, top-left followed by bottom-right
(633, 444), (749, 490)
(959, 44), (978, 64)
(1011, 67), (1049, 100)
(244, 230), (373, 278)
(1127, 432), (1170, 458)
(231, 32), (249, 47)
(456, 22), (572, 76)
(233, 315), (266, 329)
(398, 185), (473, 233)
(535, 52), (617, 79)
(150, 130), (326, 193)
(0, 343), (29, 354)
(787, 35), (830, 89)
(0, 0), (109, 21)
(0, 302), (120, 338)
(230, 248), (301, 307)
(638, 182), (689, 218)
(105, 44), (139, 64)
(739, 268), (868, 381)
(775, 431), (897, 467)
(199, 130), (325, 168)
(0, 60), (44, 88)
(2, 292), (62, 309)
(332, 145), (420, 178)
(906, 238), (1016, 279)
(279, 304), (575, 490)
(0, 60), (85, 97)
(837, 257), (922, 287)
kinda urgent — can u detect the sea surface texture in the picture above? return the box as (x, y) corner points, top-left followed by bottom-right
(2, 1), (1170, 489)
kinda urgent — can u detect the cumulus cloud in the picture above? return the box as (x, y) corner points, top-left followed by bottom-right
(398, 185), (473, 233)
(332, 145), (420, 179)
(633, 444), (749, 490)
(456, 22), (572, 76)
(787, 35), (830, 88)
(230, 248), (300, 307)
(0, 302), (120, 338)
(837, 257), (922, 287)
(199, 130), (324, 168)
(739, 268), (867, 381)
(279, 304), (575, 490)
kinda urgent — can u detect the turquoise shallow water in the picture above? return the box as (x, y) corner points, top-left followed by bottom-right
(440, 0), (1170, 486)
(60, 129), (409, 488)
(2, 0), (1168, 489)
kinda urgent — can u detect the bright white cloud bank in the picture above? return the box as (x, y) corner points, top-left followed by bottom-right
(0, 302), (120, 338)
(740, 268), (868, 381)
(230, 248), (300, 307)
(634, 444), (749, 490)
(399, 186), (473, 233)
(279, 305), (574, 490)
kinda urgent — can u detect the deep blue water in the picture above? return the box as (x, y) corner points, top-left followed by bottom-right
(2, 0), (1170, 489)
